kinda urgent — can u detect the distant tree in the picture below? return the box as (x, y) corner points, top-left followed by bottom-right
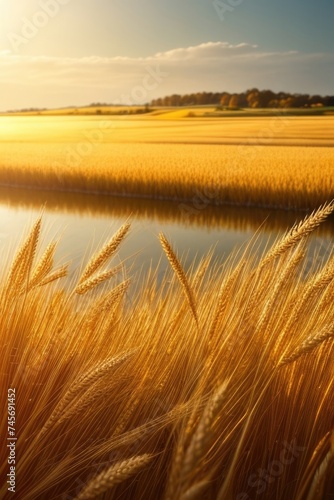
(247, 90), (260, 108)
(150, 89), (333, 109)
(323, 95), (334, 106)
(308, 95), (322, 106)
(228, 94), (239, 109)
(259, 90), (276, 108)
(238, 93), (248, 108)
(220, 93), (231, 108)
(268, 99), (279, 108)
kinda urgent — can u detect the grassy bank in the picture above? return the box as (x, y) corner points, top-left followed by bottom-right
(1, 205), (334, 498)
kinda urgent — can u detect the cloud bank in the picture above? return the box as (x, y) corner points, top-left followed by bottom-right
(1, 42), (333, 109)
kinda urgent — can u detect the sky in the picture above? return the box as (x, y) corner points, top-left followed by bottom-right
(0, 0), (333, 110)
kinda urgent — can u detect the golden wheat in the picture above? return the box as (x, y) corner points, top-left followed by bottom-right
(159, 233), (198, 325)
(6, 217), (42, 292)
(75, 264), (124, 294)
(0, 214), (334, 499)
(75, 454), (153, 499)
(79, 223), (130, 284)
(41, 350), (136, 432)
(38, 264), (69, 287)
(306, 434), (334, 500)
(28, 241), (57, 290)
(279, 323), (334, 366)
(0, 117), (333, 210)
(260, 202), (334, 267)
(180, 481), (211, 500)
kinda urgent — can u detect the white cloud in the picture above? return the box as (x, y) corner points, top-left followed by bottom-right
(1, 42), (333, 109)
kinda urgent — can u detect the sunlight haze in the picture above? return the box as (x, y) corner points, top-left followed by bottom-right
(0, 0), (333, 109)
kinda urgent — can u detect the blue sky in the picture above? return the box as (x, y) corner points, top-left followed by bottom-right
(0, 0), (333, 108)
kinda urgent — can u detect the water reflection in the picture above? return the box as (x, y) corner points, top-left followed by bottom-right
(0, 186), (332, 286)
(1, 186), (333, 235)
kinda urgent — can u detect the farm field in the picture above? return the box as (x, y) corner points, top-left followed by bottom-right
(3, 105), (334, 118)
(0, 115), (333, 210)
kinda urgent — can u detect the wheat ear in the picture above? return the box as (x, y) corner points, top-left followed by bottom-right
(260, 202), (334, 268)
(192, 252), (213, 290)
(180, 481), (210, 500)
(41, 350), (136, 432)
(181, 381), (229, 482)
(56, 382), (110, 426)
(279, 323), (334, 366)
(75, 264), (123, 294)
(28, 242), (57, 289)
(79, 223), (130, 284)
(256, 245), (304, 332)
(159, 233), (198, 325)
(86, 279), (131, 329)
(279, 256), (334, 340)
(38, 265), (68, 287)
(8, 217), (42, 291)
(75, 454), (152, 499)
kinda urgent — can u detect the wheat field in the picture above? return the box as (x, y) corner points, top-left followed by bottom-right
(0, 204), (334, 499)
(0, 116), (333, 211)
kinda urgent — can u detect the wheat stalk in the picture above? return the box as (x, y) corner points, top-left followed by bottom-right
(208, 259), (246, 348)
(79, 223), (130, 284)
(159, 233), (198, 325)
(75, 454), (152, 499)
(296, 432), (331, 500)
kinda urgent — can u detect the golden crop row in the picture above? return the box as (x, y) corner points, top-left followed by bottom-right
(0, 141), (333, 209)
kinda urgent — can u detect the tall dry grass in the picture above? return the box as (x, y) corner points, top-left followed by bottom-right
(0, 205), (334, 499)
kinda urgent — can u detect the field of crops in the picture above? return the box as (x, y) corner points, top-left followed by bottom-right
(1, 206), (334, 499)
(0, 116), (333, 211)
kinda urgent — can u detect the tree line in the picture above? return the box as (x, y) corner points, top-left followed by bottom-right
(150, 89), (334, 108)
